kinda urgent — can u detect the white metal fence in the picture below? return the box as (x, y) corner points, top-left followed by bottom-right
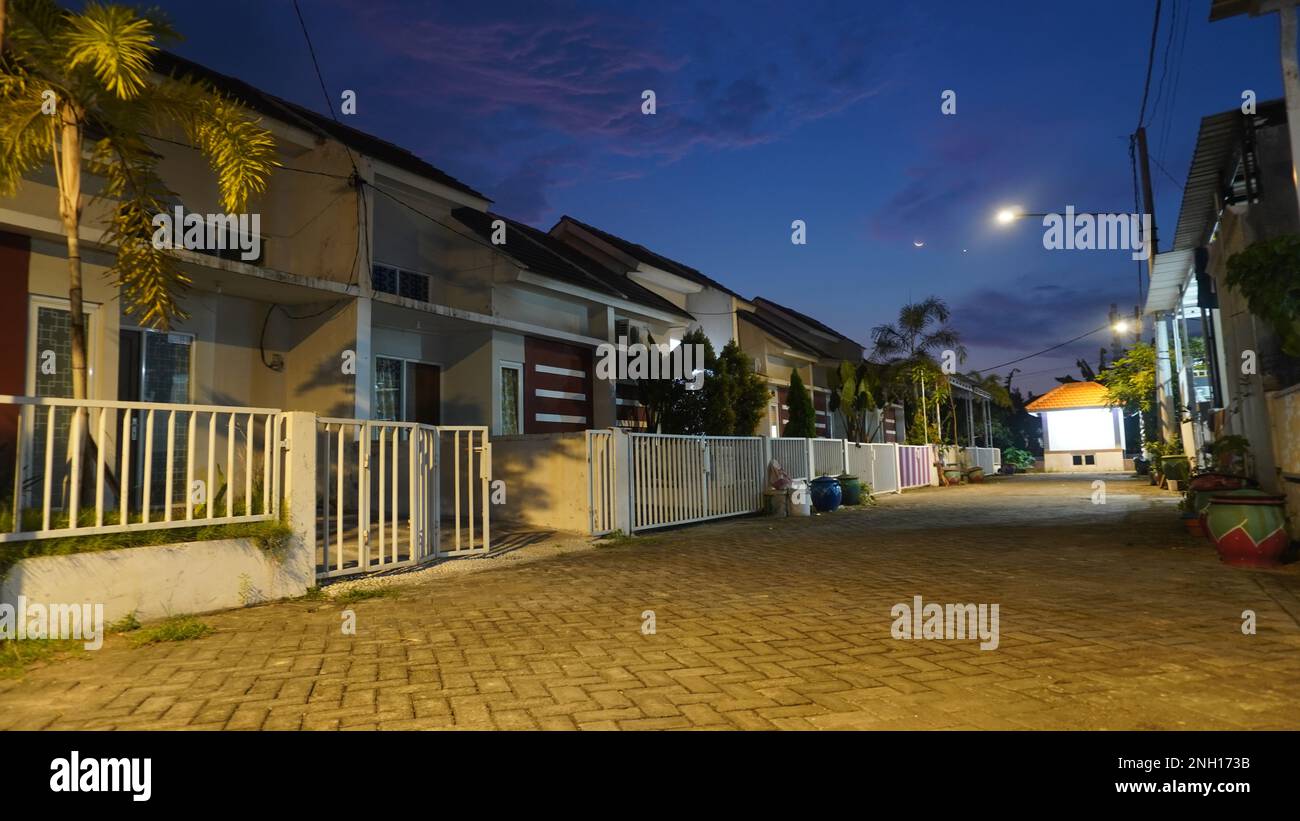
(844, 441), (901, 495)
(1, 395), (280, 542)
(771, 437), (810, 479)
(316, 419), (490, 579)
(968, 446), (1001, 475)
(811, 438), (846, 477)
(629, 434), (765, 532)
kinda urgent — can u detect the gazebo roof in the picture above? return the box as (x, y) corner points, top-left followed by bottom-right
(1025, 381), (1113, 413)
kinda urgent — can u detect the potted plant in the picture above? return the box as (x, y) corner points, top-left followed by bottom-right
(1162, 454), (1190, 492)
(1209, 434), (1251, 476)
(836, 474), (863, 506)
(964, 465), (985, 483)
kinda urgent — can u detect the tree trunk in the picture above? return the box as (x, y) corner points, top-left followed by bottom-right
(57, 103), (87, 400)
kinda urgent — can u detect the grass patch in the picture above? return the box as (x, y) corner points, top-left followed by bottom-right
(331, 586), (394, 604)
(0, 519), (293, 578)
(596, 529), (636, 547)
(0, 639), (84, 677)
(107, 612), (141, 634)
(129, 616), (211, 646)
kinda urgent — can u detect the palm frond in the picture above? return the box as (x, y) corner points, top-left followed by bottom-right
(91, 133), (190, 330)
(0, 67), (55, 195)
(60, 2), (157, 100)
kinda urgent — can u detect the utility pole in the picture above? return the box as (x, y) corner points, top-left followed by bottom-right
(1135, 127), (1159, 256)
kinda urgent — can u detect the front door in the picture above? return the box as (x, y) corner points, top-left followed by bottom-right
(406, 362), (441, 425)
(524, 337), (593, 433)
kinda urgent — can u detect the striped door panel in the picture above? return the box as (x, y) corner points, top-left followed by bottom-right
(524, 337), (593, 433)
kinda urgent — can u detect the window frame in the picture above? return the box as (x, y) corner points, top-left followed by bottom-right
(498, 360), (524, 436)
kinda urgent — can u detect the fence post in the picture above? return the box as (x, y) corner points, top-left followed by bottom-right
(610, 427), (633, 535)
(280, 411), (317, 593)
(806, 438), (815, 480)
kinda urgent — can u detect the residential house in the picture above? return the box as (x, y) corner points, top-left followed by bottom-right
(750, 297), (885, 439)
(1146, 97), (1300, 524)
(0, 52), (710, 510)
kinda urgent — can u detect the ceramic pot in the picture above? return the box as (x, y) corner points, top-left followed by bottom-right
(809, 476), (842, 512)
(1205, 489), (1289, 567)
(837, 475), (862, 506)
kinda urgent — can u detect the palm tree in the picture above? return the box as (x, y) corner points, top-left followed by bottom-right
(0, 0), (277, 399)
(870, 296), (966, 441)
(869, 296), (966, 369)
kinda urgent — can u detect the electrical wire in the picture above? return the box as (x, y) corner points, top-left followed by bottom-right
(970, 324), (1110, 373)
(1136, 0), (1164, 129)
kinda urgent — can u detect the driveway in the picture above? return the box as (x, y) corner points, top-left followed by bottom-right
(1, 473), (1298, 730)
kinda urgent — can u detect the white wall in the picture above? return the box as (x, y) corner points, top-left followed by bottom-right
(1043, 408), (1120, 451)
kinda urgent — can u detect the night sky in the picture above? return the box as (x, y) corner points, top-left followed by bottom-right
(145, 0), (1281, 394)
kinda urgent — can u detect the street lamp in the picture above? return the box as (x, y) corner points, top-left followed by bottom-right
(994, 206), (1049, 225)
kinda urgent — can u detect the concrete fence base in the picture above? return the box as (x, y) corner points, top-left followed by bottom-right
(1, 537), (313, 624)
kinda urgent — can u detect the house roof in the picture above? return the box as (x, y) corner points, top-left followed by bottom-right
(1209, 1), (1266, 21)
(553, 216), (744, 300)
(451, 209), (694, 320)
(1024, 381), (1113, 412)
(152, 52), (490, 202)
(738, 310), (820, 358)
(751, 296), (865, 355)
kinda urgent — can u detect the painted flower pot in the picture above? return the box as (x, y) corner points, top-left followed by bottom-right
(965, 466), (985, 483)
(943, 467), (963, 485)
(1205, 490), (1289, 568)
(837, 475), (863, 506)
(809, 476), (842, 512)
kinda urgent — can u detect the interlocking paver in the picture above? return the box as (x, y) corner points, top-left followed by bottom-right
(2, 473), (1298, 729)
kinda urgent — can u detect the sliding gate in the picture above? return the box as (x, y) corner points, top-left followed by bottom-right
(316, 419), (491, 579)
(629, 433), (765, 532)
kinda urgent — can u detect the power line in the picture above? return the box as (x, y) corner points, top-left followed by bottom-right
(971, 323), (1110, 373)
(1136, 0), (1164, 128)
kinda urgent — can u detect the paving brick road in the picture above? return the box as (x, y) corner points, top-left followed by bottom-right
(2, 473), (1298, 730)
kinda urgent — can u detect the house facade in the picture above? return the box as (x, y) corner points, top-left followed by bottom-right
(1146, 97), (1300, 528)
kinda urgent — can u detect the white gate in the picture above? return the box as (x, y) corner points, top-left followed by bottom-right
(317, 419), (490, 579)
(586, 430), (616, 536)
(844, 441), (901, 495)
(629, 434), (764, 532)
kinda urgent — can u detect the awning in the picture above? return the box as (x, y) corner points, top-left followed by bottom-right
(1144, 249), (1193, 314)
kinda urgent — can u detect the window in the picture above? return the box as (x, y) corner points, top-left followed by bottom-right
(374, 357), (403, 421)
(500, 362), (522, 435)
(1085, 454), (1096, 465)
(1072, 455), (1083, 466)
(373, 357), (440, 424)
(372, 263), (430, 303)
